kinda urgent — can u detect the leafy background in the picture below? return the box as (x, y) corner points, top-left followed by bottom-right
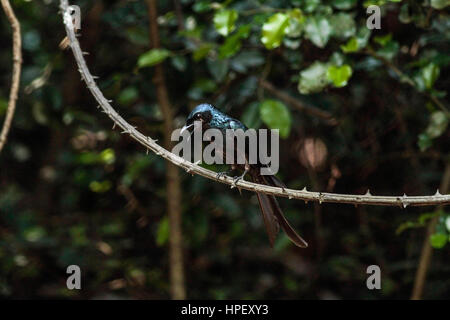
(0, 0), (449, 299)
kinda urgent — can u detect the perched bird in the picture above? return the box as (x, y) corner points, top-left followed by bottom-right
(181, 103), (308, 248)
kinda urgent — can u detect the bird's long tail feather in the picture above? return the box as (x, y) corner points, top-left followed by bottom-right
(253, 175), (308, 248)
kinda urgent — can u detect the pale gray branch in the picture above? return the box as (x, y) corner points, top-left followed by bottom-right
(0, 0), (22, 153)
(59, 0), (450, 208)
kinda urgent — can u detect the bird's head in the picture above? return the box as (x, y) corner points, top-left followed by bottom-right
(180, 103), (217, 135)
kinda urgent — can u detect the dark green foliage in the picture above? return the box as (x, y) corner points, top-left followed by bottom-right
(0, 0), (449, 299)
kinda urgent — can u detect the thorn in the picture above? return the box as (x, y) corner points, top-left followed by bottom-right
(288, 195), (293, 200)
(365, 189), (372, 196)
(401, 194), (409, 208)
(112, 123), (116, 130)
(302, 187), (307, 192)
(304, 200), (308, 204)
(193, 160), (201, 165)
(319, 193), (324, 204)
(230, 184), (235, 189)
(435, 189), (441, 196)
(146, 149), (149, 155)
(237, 187), (242, 196)
(92, 76), (99, 79)
(107, 100), (113, 103)
(185, 167), (191, 173)
(82, 51), (90, 55)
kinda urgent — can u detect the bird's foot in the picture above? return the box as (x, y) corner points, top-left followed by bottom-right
(216, 170), (231, 179)
(232, 173), (246, 186)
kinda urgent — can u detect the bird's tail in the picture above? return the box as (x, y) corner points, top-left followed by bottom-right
(253, 174), (308, 248)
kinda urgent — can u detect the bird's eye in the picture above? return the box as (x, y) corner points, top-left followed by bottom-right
(196, 114), (201, 119)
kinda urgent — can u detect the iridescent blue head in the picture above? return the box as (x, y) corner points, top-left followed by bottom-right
(181, 104), (222, 133)
(181, 103), (247, 135)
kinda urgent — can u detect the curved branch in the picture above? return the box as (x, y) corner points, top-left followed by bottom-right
(0, 0), (22, 153)
(59, 0), (450, 208)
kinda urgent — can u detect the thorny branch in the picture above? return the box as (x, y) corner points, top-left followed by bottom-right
(59, 0), (450, 208)
(0, 0), (22, 153)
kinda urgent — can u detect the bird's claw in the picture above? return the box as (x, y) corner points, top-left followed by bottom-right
(216, 171), (229, 179)
(233, 174), (245, 186)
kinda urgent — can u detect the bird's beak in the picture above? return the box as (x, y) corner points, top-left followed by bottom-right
(180, 123), (194, 136)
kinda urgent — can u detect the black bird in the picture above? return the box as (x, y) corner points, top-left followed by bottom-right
(181, 104), (308, 248)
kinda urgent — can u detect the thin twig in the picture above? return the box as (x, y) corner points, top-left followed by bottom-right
(411, 163), (450, 300)
(365, 48), (449, 116)
(259, 79), (338, 126)
(146, 0), (185, 300)
(0, 0), (22, 153)
(59, 0), (450, 207)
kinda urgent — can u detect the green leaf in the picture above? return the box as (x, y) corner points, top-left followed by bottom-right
(89, 180), (112, 193)
(171, 55), (187, 72)
(376, 40), (399, 60)
(219, 25), (250, 59)
(230, 51), (264, 73)
(213, 9), (238, 36)
(207, 58), (229, 82)
(259, 100), (292, 138)
(241, 102), (262, 129)
(285, 8), (305, 38)
(430, 233), (447, 249)
(355, 27), (371, 48)
(341, 27), (371, 53)
(399, 4), (412, 24)
(304, 16), (332, 48)
(421, 63), (440, 90)
(430, 0), (450, 9)
(156, 217), (169, 246)
(327, 65), (353, 87)
(418, 133), (432, 151)
(374, 34), (392, 47)
(425, 111), (448, 139)
(137, 49), (171, 68)
(332, 0), (358, 10)
(302, 0), (321, 12)
(330, 13), (356, 39)
(298, 61), (330, 94)
(118, 87), (138, 106)
(261, 13), (290, 49)
(193, 43), (214, 61)
(341, 37), (359, 53)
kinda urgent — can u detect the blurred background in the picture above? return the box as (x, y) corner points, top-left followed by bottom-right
(0, 0), (449, 299)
